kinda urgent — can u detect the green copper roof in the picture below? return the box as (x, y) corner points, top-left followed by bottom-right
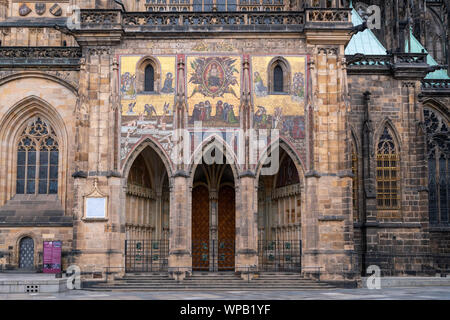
(345, 7), (387, 55)
(405, 29), (450, 80)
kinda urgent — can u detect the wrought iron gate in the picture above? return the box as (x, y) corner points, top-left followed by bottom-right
(192, 239), (235, 271)
(19, 237), (34, 269)
(258, 240), (301, 272)
(125, 240), (169, 272)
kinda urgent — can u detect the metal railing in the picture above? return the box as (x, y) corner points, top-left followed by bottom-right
(258, 240), (301, 272)
(125, 240), (169, 272)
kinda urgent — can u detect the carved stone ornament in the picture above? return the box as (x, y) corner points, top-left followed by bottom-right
(35, 3), (46, 15)
(49, 4), (62, 17)
(19, 3), (32, 16)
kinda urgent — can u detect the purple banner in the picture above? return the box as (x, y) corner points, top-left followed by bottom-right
(43, 241), (62, 273)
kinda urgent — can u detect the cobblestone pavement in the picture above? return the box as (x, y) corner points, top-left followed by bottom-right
(1, 287), (450, 300)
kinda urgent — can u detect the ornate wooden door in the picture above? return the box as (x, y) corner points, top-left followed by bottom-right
(192, 185), (210, 270)
(19, 237), (34, 269)
(218, 185), (235, 270)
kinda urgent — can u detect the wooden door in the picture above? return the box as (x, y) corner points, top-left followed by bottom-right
(192, 185), (210, 270)
(218, 185), (235, 270)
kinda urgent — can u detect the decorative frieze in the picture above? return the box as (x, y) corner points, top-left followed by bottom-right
(306, 8), (351, 23)
(122, 11), (304, 27)
(126, 184), (155, 199)
(271, 183), (301, 200)
(80, 10), (121, 25)
(0, 46), (81, 58)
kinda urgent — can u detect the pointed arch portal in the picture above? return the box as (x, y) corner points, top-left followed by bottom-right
(191, 150), (236, 271)
(124, 145), (170, 273)
(257, 146), (303, 272)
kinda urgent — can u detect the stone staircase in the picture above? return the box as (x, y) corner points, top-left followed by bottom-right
(85, 272), (335, 291)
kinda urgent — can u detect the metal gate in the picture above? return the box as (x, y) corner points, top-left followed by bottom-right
(125, 240), (169, 272)
(19, 237), (34, 269)
(258, 240), (301, 272)
(192, 239), (235, 271)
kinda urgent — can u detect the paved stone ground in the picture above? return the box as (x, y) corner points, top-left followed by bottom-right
(1, 287), (450, 300)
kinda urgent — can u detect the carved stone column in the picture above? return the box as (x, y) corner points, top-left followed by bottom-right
(235, 174), (258, 278)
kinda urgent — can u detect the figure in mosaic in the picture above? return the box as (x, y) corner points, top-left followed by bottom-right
(291, 72), (305, 102)
(254, 72), (268, 97)
(161, 72), (174, 94)
(120, 72), (136, 100)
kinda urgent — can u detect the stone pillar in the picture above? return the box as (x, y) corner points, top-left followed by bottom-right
(303, 24), (358, 284)
(235, 174), (258, 279)
(168, 173), (191, 280)
(71, 46), (126, 281)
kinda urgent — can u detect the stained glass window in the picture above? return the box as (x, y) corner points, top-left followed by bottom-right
(376, 127), (400, 209)
(16, 117), (59, 195)
(424, 108), (449, 225)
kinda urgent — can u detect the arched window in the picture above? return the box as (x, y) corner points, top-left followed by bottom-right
(273, 66), (284, 93)
(136, 57), (160, 94)
(424, 108), (449, 225)
(352, 140), (359, 222)
(268, 58), (290, 94)
(144, 64), (155, 92)
(376, 127), (400, 209)
(16, 117), (59, 195)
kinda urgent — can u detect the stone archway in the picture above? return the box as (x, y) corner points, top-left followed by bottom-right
(124, 145), (170, 272)
(257, 146), (303, 272)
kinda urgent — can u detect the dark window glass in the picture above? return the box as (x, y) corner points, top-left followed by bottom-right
(39, 165), (48, 179)
(17, 166), (25, 179)
(439, 156), (448, 223)
(26, 180), (35, 194)
(429, 157), (438, 223)
(425, 109), (449, 225)
(203, 0), (213, 11)
(16, 180), (24, 194)
(39, 180), (47, 194)
(27, 165), (35, 179)
(40, 151), (48, 165)
(50, 151), (58, 165)
(193, 0), (202, 11)
(144, 65), (155, 92)
(28, 151), (36, 165)
(16, 118), (59, 196)
(17, 151), (26, 165)
(274, 65), (284, 92)
(49, 166), (58, 179)
(49, 180), (58, 194)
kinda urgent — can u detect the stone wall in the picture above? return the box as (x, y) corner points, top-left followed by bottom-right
(348, 72), (448, 276)
(0, 226), (73, 270)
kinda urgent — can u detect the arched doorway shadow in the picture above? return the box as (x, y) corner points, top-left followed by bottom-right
(123, 144), (170, 273)
(256, 143), (304, 272)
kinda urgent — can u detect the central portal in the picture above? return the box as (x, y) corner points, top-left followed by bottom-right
(192, 157), (235, 271)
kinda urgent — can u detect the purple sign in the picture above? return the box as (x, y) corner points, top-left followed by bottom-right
(43, 241), (62, 273)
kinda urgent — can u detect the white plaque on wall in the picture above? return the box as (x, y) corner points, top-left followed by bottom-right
(85, 197), (107, 218)
(83, 179), (108, 221)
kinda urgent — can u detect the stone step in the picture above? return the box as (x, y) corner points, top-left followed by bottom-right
(86, 286), (334, 292)
(90, 284), (333, 290)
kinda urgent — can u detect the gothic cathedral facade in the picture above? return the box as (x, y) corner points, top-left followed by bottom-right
(0, 0), (448, 286)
